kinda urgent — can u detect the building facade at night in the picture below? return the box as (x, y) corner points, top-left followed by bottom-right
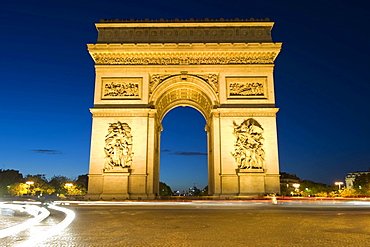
(345, 170), (370, 189)
(86, 18), (282, 199)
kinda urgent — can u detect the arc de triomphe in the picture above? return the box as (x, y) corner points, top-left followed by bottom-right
(87, 18), (282, 199)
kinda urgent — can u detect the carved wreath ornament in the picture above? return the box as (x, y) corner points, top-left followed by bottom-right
(231, 119), (265, 170)
(104, 122), (133, 171)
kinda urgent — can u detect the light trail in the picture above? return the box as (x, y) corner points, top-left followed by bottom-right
(55, 200), (272, 206)
(53, 199), (370, 207)
(16, 205), (75, 247)
(0, 204), (50, 239)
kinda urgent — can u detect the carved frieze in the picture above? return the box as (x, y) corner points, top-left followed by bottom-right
(101, 77), (141, 99)
(150, 73), (218, 94)
(91, 52), (277, 65)
(231, 119), (265, 170)
(226, 77), (267, 98)
(104, 122), (133, 172)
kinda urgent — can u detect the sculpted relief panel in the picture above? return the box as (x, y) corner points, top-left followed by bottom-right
(101, 77), (141, 99)
(231, 119), (265, 170)
(227, 77), (267, 98)
(104, 122), (133, 172)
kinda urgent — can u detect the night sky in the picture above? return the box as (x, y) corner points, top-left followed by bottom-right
(1, 1), (369, 191)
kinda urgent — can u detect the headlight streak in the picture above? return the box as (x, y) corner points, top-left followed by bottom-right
(2, 199), (369, 246)
(0, 204), (50, 239)
(51, 200), (370, 207)
(16, 205), (75, 247)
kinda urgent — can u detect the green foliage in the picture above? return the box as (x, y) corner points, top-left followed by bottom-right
(48, 176), (70, 195)
(338, 188), (357, 197)
(48, 175), (87, 195)
(280, 183), (291, 196)
(353, 173), (370, 195)
(24, 174), (55, 196)
(4, 172), (88, 197)
(0, 169), (23, 195)
(199, 186), (208, 196)
(8, 183), (28, 196)
(299, 180), (335, 197)
(64, 183), (86, 195)
(159, 182), (173, 196)
(75, 175), (88, 190)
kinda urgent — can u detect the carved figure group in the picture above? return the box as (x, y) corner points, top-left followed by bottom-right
(231, 118), (265, 169)
(104, 122), (133, 171)
(103, 81), (139, 98)
(229, 82), (264, 96)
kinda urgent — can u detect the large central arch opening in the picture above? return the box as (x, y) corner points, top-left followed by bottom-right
(159, 106), (208, 195)
(151, 75), (218, 197)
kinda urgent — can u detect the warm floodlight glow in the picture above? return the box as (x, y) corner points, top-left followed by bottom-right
(65, 183), (73, 187)
(25, 181), (34, 185)
(335, 181), (344, 190)
(292, 183), (300, 190)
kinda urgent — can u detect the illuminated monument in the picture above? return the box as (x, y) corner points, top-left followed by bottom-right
(87, 18), (282, 199)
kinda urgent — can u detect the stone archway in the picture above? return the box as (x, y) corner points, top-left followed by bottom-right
(150, 74), (217, 196)
(151, 74), (217, 120)
(86, 19), (282, 199)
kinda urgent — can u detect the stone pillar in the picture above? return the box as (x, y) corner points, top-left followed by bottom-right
(209, 112), (221, 196)
(215, 108), (280, 197)
(87, 108), (154, 200)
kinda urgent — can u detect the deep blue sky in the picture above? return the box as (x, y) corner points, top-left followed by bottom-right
(1, 1), (369, 191)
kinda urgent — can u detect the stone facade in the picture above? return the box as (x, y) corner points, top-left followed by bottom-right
(87, 19), (282, 199)
(345, 171), (370, 189)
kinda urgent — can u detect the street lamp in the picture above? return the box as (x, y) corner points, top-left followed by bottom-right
(65, 183), (74, 195)
(335, 182), (344, 190)
(25, 181), (34, 195)
(292, 183), (300, 191)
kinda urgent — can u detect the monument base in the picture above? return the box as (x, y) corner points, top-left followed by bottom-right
(100, 193), (130, 200)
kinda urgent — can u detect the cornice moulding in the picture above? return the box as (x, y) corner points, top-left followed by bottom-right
(96, 22), (274, 28)
(90, 108), (157, 117)
(88, 42), (282, 50)
(211, 108), (279, 117)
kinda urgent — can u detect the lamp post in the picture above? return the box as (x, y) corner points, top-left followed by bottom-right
(292, 183), (300, 191)
(291, 183), (300, 196)
(65, 183), (73, 195)
(25, 181), (34, 195)
(335, 182), (344, 190)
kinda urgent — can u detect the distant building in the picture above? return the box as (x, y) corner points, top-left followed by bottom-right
(173, 190), (187, 196)
(188, 186), (200, 196)
(345, 170), (370, 189)
(280, 172), (300, 184)
(280, 172), (301, 196)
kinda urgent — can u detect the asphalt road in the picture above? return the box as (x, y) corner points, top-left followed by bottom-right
(46, 201), (370, 247)
(3, 201), (370, 246)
